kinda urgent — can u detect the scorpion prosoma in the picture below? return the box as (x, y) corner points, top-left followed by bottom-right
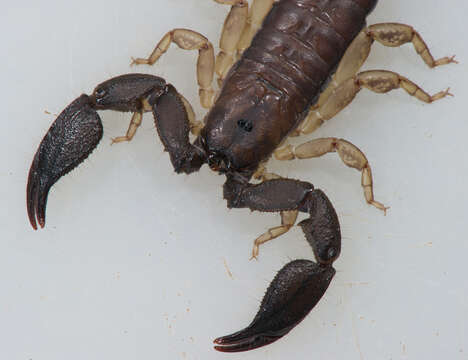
(27, 0), (456, 352)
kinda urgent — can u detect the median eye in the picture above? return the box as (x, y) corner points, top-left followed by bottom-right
(94, 87), (106, 99)
(237, 119), (253, 132)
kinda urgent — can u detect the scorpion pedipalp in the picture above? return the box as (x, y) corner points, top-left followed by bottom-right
(217, 176), (340, 351)
(27, 74), (207, 230)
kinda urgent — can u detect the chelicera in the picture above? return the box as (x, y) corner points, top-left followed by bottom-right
(27, 0), (455, 353)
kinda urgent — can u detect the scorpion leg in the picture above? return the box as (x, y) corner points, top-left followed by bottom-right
(27, 74), (205, 229)
(367, 23), (457, 69)
(214, 0), (249, 85)
(178, 94), (204, 136)
(111, 91), (202, 144)
(236, 0), (275, 55)
(250, 166), (298, 259)
(275, 137), (388, 213)
(299, 70), (452, 134)
(131, 29), (215, 108)
(250, 210), (298, 260)
(214, 0), (274, 85)
(300, 25), (456, 134)
(110, 108), (143, 144)
(215, 176), (340, 352)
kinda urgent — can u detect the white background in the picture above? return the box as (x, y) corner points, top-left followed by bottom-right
(1, 0), (467, 359)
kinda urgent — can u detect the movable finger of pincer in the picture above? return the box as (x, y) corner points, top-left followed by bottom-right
(27, 95), (103, 229)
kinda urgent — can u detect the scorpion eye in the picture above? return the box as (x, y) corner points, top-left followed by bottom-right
(237, 118), (253, 132)
(94, 87), (106, 99)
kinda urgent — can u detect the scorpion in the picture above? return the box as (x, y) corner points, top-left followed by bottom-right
(26, 0), (456, 352)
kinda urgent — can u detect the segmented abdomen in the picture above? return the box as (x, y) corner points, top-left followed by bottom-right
(242, 0), (377, 106)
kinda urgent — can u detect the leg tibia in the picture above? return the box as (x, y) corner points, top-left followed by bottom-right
(367, 23), (457, 68)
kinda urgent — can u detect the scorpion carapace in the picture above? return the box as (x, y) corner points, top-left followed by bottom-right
(27, 0), (456, 353)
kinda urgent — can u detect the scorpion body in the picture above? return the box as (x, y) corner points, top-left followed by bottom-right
(27, 0), (455, 353)
(203, 0), (377, 174)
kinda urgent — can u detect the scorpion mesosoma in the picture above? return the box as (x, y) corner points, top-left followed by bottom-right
(27, 0), (456, 352)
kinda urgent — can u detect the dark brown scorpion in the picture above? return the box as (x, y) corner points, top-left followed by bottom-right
(26, 0), (456, 352)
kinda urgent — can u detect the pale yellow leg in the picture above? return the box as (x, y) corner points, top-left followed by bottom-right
(300, 70), (452, 134)
(214, 0), (249, 85)
(275, 138), (388, 213)
(214, 0), (275, 85)
(319, 24), (457, 109)
(131, 29), (215, 109)
(179, 94), (204, 136)
(251, 210), (298, 260)
(236, 0), (275, 55)
(367, 23), (457, 69)
(111, 91), (203, 146)
(111, 110), (143, 144)
(250, 165), (298, 259)
(252, 162), (280, 182)
(300, 23), (456, 135)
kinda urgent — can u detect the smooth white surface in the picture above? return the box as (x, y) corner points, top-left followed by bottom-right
(1, 1), (467, 359)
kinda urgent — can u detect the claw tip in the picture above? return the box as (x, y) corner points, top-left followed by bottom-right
(213, 337), (224, 345)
